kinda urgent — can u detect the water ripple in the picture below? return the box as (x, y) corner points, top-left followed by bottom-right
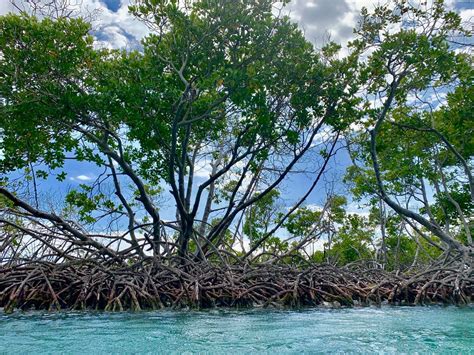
(0, 306), (473, 353)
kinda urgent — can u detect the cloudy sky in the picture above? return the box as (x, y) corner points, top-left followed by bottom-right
(0, 0), (469, 49)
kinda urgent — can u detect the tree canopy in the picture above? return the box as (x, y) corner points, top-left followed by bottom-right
(0, 1), (472, 308)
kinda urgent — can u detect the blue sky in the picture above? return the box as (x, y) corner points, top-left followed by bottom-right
(101, 0), (121, 12)
(12, 138), (354, 226)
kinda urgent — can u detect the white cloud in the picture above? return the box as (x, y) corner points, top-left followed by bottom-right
(94, 24), (130, 49)
(303, 204), (324, 212)
(1, 0), (148, 49)
(459, 8), (474, 27)
(71, 174), (94, 181)
(346, 201), (370, 217)
(311, 126), (334, 146)
(88, 0), (149, 49)
(285, 0), (381, 47)
(193, 157), (214, 178)
(2, 0), (468, 52)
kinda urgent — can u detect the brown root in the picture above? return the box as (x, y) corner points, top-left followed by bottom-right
(1, 260), (472, 313)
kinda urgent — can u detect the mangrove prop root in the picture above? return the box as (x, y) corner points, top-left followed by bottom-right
(1, 261), (472, 312)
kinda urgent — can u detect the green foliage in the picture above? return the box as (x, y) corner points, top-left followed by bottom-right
(384, 234), (442, 271)
(285, 207), (321, 238)
(65, 184), (117, 224)
(343, 0), (473, 252)
(243, 189), (280, 248)
(328, 214), (374, 265)
(0, 0), (470, 265)
(0, 14), (94, 173)
(431, 184), (473, 226)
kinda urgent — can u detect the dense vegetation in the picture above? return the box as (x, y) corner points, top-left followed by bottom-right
(0, 0), (472, 312)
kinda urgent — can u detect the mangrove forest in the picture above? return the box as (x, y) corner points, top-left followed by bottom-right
(0, 0), (473, 313)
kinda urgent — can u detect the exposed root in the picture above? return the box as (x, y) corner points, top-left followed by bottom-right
(1, 260), (472, 313)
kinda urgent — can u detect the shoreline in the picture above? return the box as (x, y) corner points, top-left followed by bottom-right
(2, 301), (474, 315)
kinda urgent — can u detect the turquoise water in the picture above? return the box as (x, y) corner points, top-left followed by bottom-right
(1, 307), (473, 353)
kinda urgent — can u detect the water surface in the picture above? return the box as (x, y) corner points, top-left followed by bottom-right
(1, 306), (473, 353)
